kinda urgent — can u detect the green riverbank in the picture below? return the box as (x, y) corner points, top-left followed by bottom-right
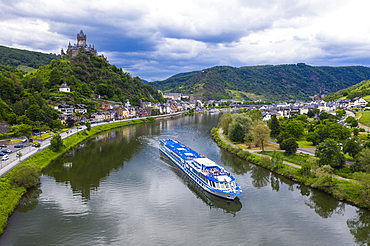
(0, 118), (155, 234)
(211, 127), (370, 211)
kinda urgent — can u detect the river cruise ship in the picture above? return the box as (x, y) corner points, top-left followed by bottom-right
(159, 139), (243, 200)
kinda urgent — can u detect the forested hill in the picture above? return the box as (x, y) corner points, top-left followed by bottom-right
(0, 52), (164, 130)
(325, 79), (370, 101)
(149, 64), (370, 101)
(0, 45), (59, 70)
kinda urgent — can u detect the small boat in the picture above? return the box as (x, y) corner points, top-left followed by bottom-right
(159, 139), (243, 200)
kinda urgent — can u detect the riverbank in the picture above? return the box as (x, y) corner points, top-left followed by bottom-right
(0, 117), (156, 235)
(211, 127), (370, 211)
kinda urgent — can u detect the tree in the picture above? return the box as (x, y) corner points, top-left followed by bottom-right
(10, 163), (41, 189)
(227, 114), (252, 141)
(218, 113), (232, 135)
(355, 148), (370, 172)
(315, 138), (345, 168)
(345, 116), (358, 128)
(271, 151), (283, 170)
(280, 137), (298, 155)
(49, 134), (63, 152)
(251, 121), (271, 152)
(247, 109), (262, 121)
(306, 131), (320, 145)
(276, 131), (292, 144)
(269, 114), (280, 138)
(343, 138), (361, 158)
(285, 120), (304, 139)
(86, 122), (91, 131)
(229, 124), (244, 142)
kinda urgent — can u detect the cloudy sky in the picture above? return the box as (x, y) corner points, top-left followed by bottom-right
(1, 0), (370, 81)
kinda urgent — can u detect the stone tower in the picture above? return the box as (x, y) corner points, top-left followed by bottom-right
(77, 30), (86, 45)
(190, 87), (194, 102)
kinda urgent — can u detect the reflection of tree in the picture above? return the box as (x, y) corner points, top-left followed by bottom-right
(250, 166), (270, 188)
(305, 192), (345, 218)
(296, 184), (310, 197)
(271, 175), (280, 192)
(44, 127), (143, 200)
(347, 209), (370, 245)
(220, 149), (252, 175)
(17, 184), (42, 213)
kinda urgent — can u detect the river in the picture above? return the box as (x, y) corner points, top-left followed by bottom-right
(0, 113), (369, 245)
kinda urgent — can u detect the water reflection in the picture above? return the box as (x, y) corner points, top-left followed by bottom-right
(159, 154), (242, 214)
(43, 127), (145, 200)
(348, 209), (370, 245)
(17, 183), (42, 213)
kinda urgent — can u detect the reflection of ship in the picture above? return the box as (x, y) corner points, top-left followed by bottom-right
(159, 139), (242, 200)
(160, 154), (242, 213)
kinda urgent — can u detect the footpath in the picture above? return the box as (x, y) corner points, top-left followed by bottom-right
(0, 112), (183, 178)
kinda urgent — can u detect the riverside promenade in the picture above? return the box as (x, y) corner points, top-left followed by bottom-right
(0, 112), (184, 178)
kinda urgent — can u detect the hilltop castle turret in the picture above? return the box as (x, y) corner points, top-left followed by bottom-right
(61, 30), (97, 58)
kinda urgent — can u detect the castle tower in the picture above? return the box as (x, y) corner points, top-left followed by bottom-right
(190, 87), (194, 102)
(77, 30), (86, 46)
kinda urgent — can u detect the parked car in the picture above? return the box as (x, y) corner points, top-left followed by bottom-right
(32, 142), (41, 147)
(0, 144), (6, 148)
(1, 154), (9, 161)
(0, 152), (5, 156)
(14, 144), (25, 148)
(22, 139), (27, 142)
(1, 149), (12, 153)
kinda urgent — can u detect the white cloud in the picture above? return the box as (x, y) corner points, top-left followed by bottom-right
(1, 0), (370, 80)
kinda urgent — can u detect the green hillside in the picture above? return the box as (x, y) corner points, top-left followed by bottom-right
(0, 45), (59, 70)
(325, 79), (370, 101)
(0, 52), (164, 132)
(150, 64), (370, 101)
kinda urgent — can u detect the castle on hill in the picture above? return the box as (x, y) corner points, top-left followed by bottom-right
(61, 30), (97, 58)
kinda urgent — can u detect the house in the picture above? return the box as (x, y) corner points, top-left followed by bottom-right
(91, 112), (104, 122)
(75, 104), (88, 114)
(59, 82), (70, 92)
(349, 97), (368, 108)
(54, 104), (74, 117)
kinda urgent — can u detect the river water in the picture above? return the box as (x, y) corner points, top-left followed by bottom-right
(1, 114), (369, 245)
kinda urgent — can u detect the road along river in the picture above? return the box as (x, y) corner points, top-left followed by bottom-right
(0, 113), (369, 245)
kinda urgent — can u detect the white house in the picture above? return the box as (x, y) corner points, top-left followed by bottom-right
(59, 82), (70, 92)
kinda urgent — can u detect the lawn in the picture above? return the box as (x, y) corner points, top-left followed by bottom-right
(296, 140), (314, 147)
(261, 151), (311, 166)
(359, 111), (370, 127)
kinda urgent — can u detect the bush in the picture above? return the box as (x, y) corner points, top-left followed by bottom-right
(280, 137), (298, 155)
(49, 134), (63, 152)
(10, 163), (41, 189)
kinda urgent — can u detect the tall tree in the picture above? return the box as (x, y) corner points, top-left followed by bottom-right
(315, 138), (345, 169)
(251, 121), (271, 152)
(218, 113), (232, 136)
(269, 114), (280, 138)
(343, 137), (361, 158)
(227, 113), (252, 141)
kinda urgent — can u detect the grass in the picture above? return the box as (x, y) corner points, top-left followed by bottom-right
(261, 151), (311, 165)
(359, 111), (370, 127)
(296, 140), (315, 148)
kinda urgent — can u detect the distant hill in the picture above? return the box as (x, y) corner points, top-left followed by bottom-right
(0, 45), (59, 70)
(149, 64), (370, 101)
